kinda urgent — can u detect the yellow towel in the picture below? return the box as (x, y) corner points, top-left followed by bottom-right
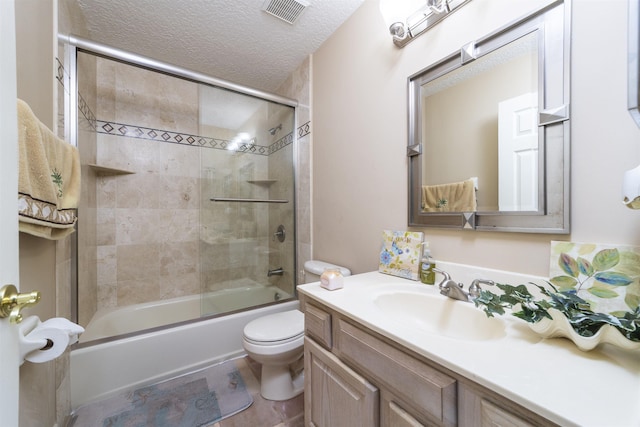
(17, 99), (81, 240)
(422, 179), (477, 212)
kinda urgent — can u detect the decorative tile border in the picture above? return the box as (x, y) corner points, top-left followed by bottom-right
(56, 58), (65, 87)
(95, 119), (302, 156)
(78, 94), (97, 131)
(56, 57), (97, 131)
(298, 121), (310, 138)
(93, 118), (307, 155)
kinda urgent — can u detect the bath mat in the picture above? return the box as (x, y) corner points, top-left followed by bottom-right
(69, 358), (253, 427)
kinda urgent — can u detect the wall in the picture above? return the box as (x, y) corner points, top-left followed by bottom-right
(312, 0), (640, 278)
(15, 1), (58, 426)
(276, 56), (313, 284)
(15, 0), (85, 425)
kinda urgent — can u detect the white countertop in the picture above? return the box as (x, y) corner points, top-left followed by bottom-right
(298, 265), (640, 427)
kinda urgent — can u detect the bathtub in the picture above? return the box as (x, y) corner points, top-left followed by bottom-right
(70, 284), (298, 409)
(79, 282), (290, 342)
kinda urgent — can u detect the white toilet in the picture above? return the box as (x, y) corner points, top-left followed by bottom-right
(242, 260), (351, 401)
(303, 259), (351, 283)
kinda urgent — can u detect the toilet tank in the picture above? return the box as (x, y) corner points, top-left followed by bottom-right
(303, 260), (351, 283)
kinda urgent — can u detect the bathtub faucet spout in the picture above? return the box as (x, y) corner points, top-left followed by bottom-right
(267, 268), (284, 277)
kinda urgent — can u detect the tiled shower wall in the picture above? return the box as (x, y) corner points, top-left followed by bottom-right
(200, 105), (295, 292)
(92, 59), (202, 312)
(76, 54), (98, 326)
(277, 56), (312, 285)
(75, 55), (304, 324)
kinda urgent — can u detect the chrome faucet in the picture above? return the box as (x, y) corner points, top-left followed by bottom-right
(433, 268), (470, 302)
(267, 267), (284, 277)
(468, 278), (495, 299)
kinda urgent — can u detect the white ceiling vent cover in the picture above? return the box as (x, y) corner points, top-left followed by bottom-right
(262, 0), (309, 25)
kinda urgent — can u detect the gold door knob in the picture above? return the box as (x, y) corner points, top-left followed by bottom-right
(0, 284), (41, 324)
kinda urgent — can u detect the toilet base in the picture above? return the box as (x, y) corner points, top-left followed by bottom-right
(260, 363), (304, 401)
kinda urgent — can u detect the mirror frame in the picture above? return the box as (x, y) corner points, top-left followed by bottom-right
(629, 0), (640, 127)
(407, 0), (571, 233)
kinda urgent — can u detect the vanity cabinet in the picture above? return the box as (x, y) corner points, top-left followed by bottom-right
(304, 337), (379, 426)
(301, 296), (556, 427)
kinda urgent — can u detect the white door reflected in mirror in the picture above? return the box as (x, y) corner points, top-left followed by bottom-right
(498, 92), (538, 212)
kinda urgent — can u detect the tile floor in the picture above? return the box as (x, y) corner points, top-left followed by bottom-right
(68, 356), (304, 426)
(213, 357), (304, 427)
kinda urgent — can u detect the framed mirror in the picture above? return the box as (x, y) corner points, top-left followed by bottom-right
(408, 0), (571, 233)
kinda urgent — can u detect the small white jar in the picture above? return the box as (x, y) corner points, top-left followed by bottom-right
(320, 268), (344, 291)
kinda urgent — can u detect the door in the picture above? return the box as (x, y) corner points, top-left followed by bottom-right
(498, 92), (539, 211)
(0, 0), (21, 425)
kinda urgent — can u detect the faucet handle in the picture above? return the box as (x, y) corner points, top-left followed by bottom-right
(432, 268), (450, 290)
(468, 279), (495, 299)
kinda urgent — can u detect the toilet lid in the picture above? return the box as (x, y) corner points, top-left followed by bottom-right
(243, 310), (304, 343)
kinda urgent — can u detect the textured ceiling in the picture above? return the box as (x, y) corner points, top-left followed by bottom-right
(75, 0), (365, 93)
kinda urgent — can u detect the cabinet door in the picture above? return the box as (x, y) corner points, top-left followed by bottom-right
(334, 318), (457, 426)
(304, 337), (379, 427)
(480, 400), (535, 427)
(458, 382), (550, 427)
(387, 400), (426, 427)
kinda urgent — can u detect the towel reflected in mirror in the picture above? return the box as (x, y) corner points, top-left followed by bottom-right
(422, 179), (477, 212)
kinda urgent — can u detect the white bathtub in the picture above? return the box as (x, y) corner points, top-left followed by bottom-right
(70, 285), (298, 409)
(80, 283), (290, 342)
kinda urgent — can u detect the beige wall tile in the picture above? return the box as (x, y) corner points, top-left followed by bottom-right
(97, 282), (117, 309)
(116, 208), (162, 245)
(117, 278), (160, 306)
(116, 244), (160, 282)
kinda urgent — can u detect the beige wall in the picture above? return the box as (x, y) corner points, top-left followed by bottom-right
(16, 0), (92, 425)
(312, 0), (640, 278)
(15, 1), (58, 426)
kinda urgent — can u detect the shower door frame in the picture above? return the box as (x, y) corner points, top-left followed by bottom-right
(62, 34), (299, 326)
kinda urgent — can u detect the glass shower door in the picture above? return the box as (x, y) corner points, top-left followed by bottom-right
(198, 84), (296, 317)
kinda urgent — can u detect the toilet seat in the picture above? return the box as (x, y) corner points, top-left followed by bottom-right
(243, 310), (304, 345)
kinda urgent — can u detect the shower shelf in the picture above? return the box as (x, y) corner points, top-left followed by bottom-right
(211, 197), (289, 204)
(89, 164), (135, 176)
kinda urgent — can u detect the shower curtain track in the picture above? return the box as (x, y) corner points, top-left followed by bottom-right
(58, 34), (298, 108)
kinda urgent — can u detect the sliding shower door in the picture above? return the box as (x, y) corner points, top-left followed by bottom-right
(73, 47), (296, 343)
(198, 86), (296, 316)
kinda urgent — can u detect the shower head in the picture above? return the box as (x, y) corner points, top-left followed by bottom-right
(268, 124), (282, 135)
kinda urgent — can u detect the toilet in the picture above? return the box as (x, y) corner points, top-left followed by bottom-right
(242, 260), (351, 401)
(303, 259), (351, 283)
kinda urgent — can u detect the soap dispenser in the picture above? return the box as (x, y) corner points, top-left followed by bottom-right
(419, 242), (436, 285)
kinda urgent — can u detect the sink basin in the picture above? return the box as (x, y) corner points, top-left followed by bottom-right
(373, 290), (506, 341)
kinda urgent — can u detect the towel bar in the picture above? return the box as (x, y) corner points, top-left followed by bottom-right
(211, 197), (289, 203)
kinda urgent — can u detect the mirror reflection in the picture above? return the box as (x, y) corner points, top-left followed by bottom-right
(421, 32), (539, 212)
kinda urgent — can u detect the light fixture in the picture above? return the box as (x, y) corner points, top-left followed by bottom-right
(379, 0), (425, 42)
(379, 0), (472, 48)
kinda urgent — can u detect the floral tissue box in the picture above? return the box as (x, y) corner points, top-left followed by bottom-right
(379, 230), (424, 281)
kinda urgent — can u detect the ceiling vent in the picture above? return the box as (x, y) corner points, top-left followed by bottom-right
(262, 0), (309, 25)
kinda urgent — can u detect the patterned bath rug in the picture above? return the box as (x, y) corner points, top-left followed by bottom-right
(69, 358), (253, 427)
